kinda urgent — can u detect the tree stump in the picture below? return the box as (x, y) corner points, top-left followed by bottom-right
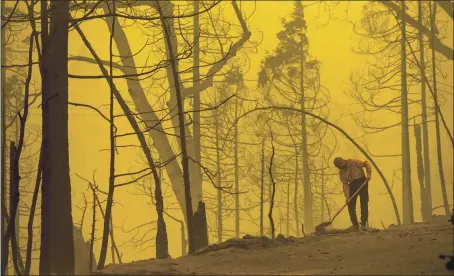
(193, 201), (209, 251)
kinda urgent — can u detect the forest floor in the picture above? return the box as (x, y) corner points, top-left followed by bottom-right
(96, 215), (453, 275)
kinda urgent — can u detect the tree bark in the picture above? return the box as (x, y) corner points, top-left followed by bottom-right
(268, 140), (276, 239)
(300, 35), (313, 233)
(260, 139), (265, 237)
(97, 1), (116, 269)
(1, 0), (8, 272)
(193, 201), (208, 251)
(400, 0), (414, 225)
(215, 90), (222, 243)
(418, 1), (432, 221)
(23, 146), (42, 276)
(430, 1), (449, 216)
(155, 0), (195, 254)
(414, 122), (427, 221)
(89, 188), (96, 273)
(286, 175), (290, 237)
(9, 142), (22, 275)
(234, 95), (240, 238)
(294, 148), (299, 237)
(1, 0), (6, 264)
(156, 1), (201, 210)
(321, 167), (325, 222)
(193, 0), (202, 202)
(39, 0), (75, 274)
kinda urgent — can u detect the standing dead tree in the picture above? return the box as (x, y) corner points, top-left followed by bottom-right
(73, 19), (169, 263)
(268, 135), (276, 239)
(39, 0), (75, 274)
(154, 0), (195, 254)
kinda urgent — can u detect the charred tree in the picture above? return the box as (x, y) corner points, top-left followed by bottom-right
(193, 201), (208, 251)
(400, 0), (414, 225)
(192, 0), (202, 201)
(418, 1), (432, 221)
(39, 0), (75, 274)
(430, 1), (449, 216)
(260, 139), (265, 237)
(155, 0), (195, 254)
(414, 122), (427, 221)
(268, 138), (276, 239)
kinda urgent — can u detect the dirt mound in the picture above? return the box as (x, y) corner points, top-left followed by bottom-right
(97, 218), (452, 275)
(193, 234), (298, 256)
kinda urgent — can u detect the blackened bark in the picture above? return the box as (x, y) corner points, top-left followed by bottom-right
(97, 1), (117, 268)
(89, 189), (96, 273)
(1, 0), (7, 268)
(24, 146), (42, 276)
(414, 123), (427, 221)
(155, 0), (195, 254)
(260, 140), (265, 237)
(430, 1), (449, 216)
(268, 140), (276, 239)
(193, 201), (208, 251)
(9, 142), (22, 275)
(39, 0), (75, 274)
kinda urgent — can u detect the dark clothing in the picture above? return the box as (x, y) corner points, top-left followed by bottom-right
(347, 176), (369, 226)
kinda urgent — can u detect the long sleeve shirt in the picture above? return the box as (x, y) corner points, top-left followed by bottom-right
(339, 159), (372, 198)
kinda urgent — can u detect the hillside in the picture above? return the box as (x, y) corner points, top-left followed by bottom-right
(96, 215), (453, 275)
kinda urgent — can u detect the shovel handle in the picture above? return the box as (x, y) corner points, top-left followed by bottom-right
(331, 179), (369, 222)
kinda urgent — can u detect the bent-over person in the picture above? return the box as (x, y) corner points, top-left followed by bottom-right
(333, 157), (372, 231)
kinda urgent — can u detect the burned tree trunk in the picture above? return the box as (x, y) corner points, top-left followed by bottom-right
(417, 0), (432, 221)
(268, 139), (276, 239)
(89, 189), (96, 274)
(8, 142), (22, 275)
(193, 201), (209, 251)
(430, 1), (449, 216)
(39, 0), (75, 274)
(155, 0), (195, 254)
(1, 0), (7, 270)
(400, 0), (414, 225)
(260, 140), (265, 237)
(414, 122), (427, 221)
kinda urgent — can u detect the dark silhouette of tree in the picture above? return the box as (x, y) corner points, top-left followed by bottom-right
(39, 0), (75, 274)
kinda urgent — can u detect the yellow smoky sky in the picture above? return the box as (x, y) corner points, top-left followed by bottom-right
(14, 0), (453, 266)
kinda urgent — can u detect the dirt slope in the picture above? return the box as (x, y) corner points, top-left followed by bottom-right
(96, 216), (453, 275)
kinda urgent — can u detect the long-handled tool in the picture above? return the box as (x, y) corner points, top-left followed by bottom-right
(315, 179), (369, 234)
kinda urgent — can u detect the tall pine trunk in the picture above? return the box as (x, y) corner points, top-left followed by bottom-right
(418, 1), (432, 221)
(193, 0), (202, 200)
(1, 0), (7, 270)
(39, 0), (75, 274)
(414, 122), (426, 221)
(294, 148), (299, 236)
(268, 141), (276, 239)
(157, 0), (196, 252)
(430, 1), (449, 216)
(260, 139), (265, 237)
(321, 168), (325, 222)
(300, 37), (313, 232)
(286, 175), (290, 237)
(234, 95), (240, 238)
(215, 90), (222, 243)
(97, 1), (117, 269)
(400, 0), (414, 225)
